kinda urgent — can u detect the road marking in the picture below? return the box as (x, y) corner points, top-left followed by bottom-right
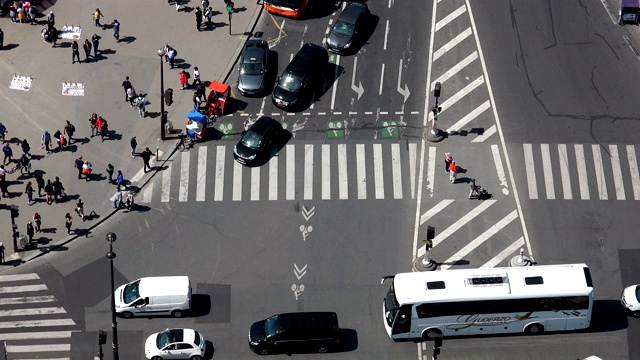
(523, 144), (537, 199)
(322, 144), (330, 200)
(435, 5), (466, 31)
(592, 145), (608, 200)
(598, 0), (618, 24)
(471, 124), (496, 142)
(433, 27), (473, 61)
(161, 162), (172, 202)
(558, 144), (573, 200)
(491, 144), (508, 194)
(214, 145), (225, 201)
(373, 144), (384, 199)
(446, 100), (490, 133)
(384, 20), (390, 50)
(0, 296), (55, 305)
(179, 152), (189, 202)
(396, 59), (410, 103)
(379, 63), (385, 95)
(380, 111), (388, 115)
(429, 76), (484, 120)
(233, 160), (242, 201)
(286, 144), (295, 200)
(627, 145), (640, 200)
(142, 182), (153, 203)
(330, 54), (340, 110)
(426, 146), (436, 198)
(351, 57), (364, 100)
(432, 51), (478, 87)
(0, 274), (39, 282)
(304, 144), (313, 200)
(251, 167), (260, 201)
(481, 237), (525, 268)
(575, 144), (590, 200)
(391, 143), (403, 199)
(356, 144), (367, 199)
(269, 156), (278, 200)
(420, 199), (454, 225)
(409, 142), (417, 199)
(540, 144), (555, 199)
(0, 319), (76, 328)
(7, 344), (71, 352)
(441, 210), (519, 270)
(0, 307), (66, 317)
(0, 331), (75, 341)
(334, 111), (342, 115)
(0, 285), (47, 294)
(609, 145), (625, 200)
(338, 144), (348, 199)
(196, 147), (207, 201)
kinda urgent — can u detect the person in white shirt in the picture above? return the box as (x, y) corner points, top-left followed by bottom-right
(193, 66), (201, 86)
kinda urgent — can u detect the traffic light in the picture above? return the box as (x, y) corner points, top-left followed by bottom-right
(10, 205), (18, 218)
(226, 1), (234, 13)
(98, 330), (107, 345)
(164, 88), (173, 106)
(434, 82), (441, 98)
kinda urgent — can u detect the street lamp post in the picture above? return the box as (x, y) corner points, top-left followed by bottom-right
(157, 48), (167, 140)
(105, 232), (119, 360)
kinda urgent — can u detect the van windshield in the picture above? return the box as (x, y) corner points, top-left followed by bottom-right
(278, 71), (302, 92)
(123, 280), (141, 304)
(264, 315), (282, 337)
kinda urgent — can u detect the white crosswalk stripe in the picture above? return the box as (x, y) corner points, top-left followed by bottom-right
(0, 273), (78, 359)
(523, 143), (640, 200)
(141, 142), (423, 203)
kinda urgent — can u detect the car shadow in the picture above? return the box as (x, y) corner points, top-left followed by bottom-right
(314, 61), (344, 106)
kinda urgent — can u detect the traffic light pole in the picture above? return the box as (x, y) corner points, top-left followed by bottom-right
(423, 82), (445, 143)
(159, 52), (167, 140)
(227, 2), (234, 35)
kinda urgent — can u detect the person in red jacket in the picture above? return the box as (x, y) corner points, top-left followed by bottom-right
(179, 70), (188, 90)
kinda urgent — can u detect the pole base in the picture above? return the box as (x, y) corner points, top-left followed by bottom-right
(423, 128), (445, 143)
(509, 254), (533, 267)
(413, 255), (438, 272)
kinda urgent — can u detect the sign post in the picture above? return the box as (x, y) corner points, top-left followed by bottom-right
(227, 2), (234, 35)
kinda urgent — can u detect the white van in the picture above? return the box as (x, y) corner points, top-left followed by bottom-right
(115, 276), (192, 319)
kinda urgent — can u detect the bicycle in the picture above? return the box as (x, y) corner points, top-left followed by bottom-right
(207, 113), (218, 126)
(175, 134), (195, 152)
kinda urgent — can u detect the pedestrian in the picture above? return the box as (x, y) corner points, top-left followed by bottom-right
(93, 8), (104, 28)
(106, 163), (115, 183)
(193, 92), (202, 110)
(82, 39), (92, 61)
(17, 5), (25, 23)
(2, 143), (13, 165)
(64, 120), (76, 144)
(202, 0), (210, 10)
(47, 11), (55, 29)
(64, 213), (72, 235)
(91, 33), (101, 57)
(126, 191), (135, 211)
(0, 175), (7, 199)
(195, 6), (203, 31)
(99, 117), (109, 142)
(111, 19), (120, 43)
(444, 152), (453, 173)
(19, 154), (31, 175)
(28, 6), (36, 25)
(36, 174), (45, 197)
(21, 139), (30, 155)
(113, 187), (123, 208)
(72, 40), (81, 64)
(116, 170), (126, 191)
(54, 130), (66, 151)
(179, 70), (188, 90)
(0, 242), (4, 264)
(82, 161), (93, 181)
(26, 221), (34, 244)
(134, 94), (147, 117)
(33, 212), (41, 232)
(25, 181), (34, 205)
(9, 4), (16, 23)
(449, 161), (458, 184)
(75, 198), (85, 221)
(193, 67), (201, 86)
(44, 180), (54, 204)
(121, 76), (132, 101)
(0, 122), (6, 142)
(126, 87), (137, 106)
(130, 137), (137, 158)
(141, 147), (153, 173)
(89, 113), (98, 137)
(41, 131), (52, 153)
(50, 27), (58, 47)
(0, 27), (4, 50)
(167, 47), (176, 68)
(52, 176), (65, 202)
(205, 7), (214, 28)
(74, 156), (84, 179)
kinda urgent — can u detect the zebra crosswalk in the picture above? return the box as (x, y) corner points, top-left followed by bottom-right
(522, 143), (640, 200)
(139, 141), (421, 203)
(0, 273), (77, 360)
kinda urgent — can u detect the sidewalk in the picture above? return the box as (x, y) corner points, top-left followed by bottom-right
(0, 1), (263, 269)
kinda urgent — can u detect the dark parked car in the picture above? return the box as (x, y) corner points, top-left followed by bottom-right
(233, 117), (283, 166)
(248, 312), (341, 355)
(325, 1), (369, 54)
(238, 40), (269, 96)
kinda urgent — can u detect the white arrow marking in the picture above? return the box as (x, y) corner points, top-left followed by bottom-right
(301, 206), (315, 221)
(351, 57), (364, 100)
(294, 263), (308, 280)
(397, 59), (410, 103)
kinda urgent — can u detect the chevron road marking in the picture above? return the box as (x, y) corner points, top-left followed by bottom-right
(419, 199), (454, 225)
(481, 237), (525, 268)
(446, 100), (490, 134)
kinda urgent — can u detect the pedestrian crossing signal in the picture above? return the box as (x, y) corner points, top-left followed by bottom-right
(164, 88), (173, 106)
(226, 3), (234, 13)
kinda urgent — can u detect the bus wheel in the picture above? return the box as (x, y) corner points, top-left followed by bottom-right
(525, 323), (544, 335)
(422, 328), (442, 341)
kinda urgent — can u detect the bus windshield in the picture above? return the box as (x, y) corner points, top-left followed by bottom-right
(384, 283), (400, 326)
(265, 0), (304, 8)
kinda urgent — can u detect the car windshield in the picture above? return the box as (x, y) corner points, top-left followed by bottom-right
(241, 130), (262, 150)
(333, 20), (355, 36)
(156, 329), (184, 349)
(122, 280), (140, 304)
(264, 316), (282, 337)
(241, 62), (264, 76)
(635, 286), (640, 302)
(278, 71), (302, 92)
(193, 331), (201, 346)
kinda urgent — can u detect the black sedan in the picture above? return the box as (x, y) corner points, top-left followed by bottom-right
(233, 117), (283, 166)
(325, 1), (369, 54)
(237, 40), (269, 96)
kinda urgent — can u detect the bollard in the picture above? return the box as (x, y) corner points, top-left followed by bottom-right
(510, 248), (533, 267)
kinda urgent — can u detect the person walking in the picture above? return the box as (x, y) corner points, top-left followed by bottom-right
(0, 175), (7, 199)
(193, 92), (202, 110)
(444, 152), (453, 173)
(134, 94), (146, 117)
(111, 19), (120, 43)
(74, 156), (84, 179)
(93, 8), (104, 28)
(141, 147), (153, 173)
(82, 161), (93, 181)
(89, 113), (98, 137)
(205, 7), (214, 29)
(54, 130), (66, 151)
(126, 87), (137, 106)
(116, 170), (126, 191)
(121, 76), (132, 101)
(50, 27), (58, 47)
(202, 0), (210, 10)
(44, 180), (54, 205)
(64, 120), (76, 144)
(106, 163), (115, 183)
(19, 153), (31, 175)
(2, 143), (13, 165)
(64, 213), (73, 235)
(72, 40), (81, 64)
(47, 11), (55, 29)
(33, 212), (41, 232)
(25, 181), (34, 205)
(26, 221), (34, 244)
(99, 117), (108, 142)
(179, 70), (188, 90)
(52, 177), (64, 202)
(75, 198), (85, 221)
(21, 139), (30, 155)
(82, 39), (92, 61)
(195, 6), (203, 31)
(130, 137), (137, 158)
(126, 191), (135, 211)
(91, 34), (101, 57)
(449, 161), (458, 184)
(113, 187), (123, 208)
(167, 47), (176, 68)
(41, 131), (52, 154)
(193, 67), (201, 86)
(36, 174), (45, 197)
(0, 27), (4, 50)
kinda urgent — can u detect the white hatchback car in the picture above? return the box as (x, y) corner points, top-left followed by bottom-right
(621, 284), (640, 317)
(145, 328), (206, 360)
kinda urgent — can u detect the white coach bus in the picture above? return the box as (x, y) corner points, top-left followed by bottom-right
(381, 264), (594, 341)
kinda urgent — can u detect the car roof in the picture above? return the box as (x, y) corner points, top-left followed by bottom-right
(339, 1), (368, 23)
(248, 117), (280, 135)
(162, 328), (196, 344)
(242, 40), (268, 63)
(269, 312), (339, 333)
